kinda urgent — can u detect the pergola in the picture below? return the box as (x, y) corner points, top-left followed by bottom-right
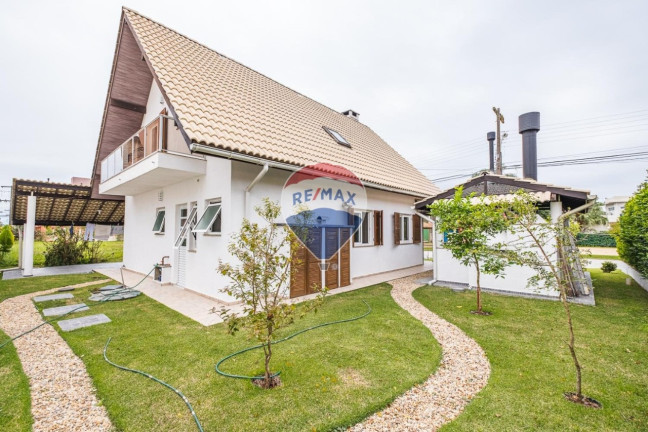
(9, 178), (124, 276)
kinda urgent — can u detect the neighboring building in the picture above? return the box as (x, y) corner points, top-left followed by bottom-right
(604, 196), (630, 223)
(91, 8), (438, 302)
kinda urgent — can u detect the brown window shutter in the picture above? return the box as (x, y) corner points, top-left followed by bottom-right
(413, 214), (421, 244)
(393, 212), (401, 245)
(374, 210), (383, 246)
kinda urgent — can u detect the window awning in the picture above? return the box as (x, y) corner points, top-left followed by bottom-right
(10, 178), (125, 226)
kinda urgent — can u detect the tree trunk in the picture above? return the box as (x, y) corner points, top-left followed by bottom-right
(264, 340), (272, 385)
(559, 284), (583, 397)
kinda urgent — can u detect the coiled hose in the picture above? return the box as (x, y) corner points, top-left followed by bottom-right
(0, 265), (157, 351)
(103, 337), (204, 432)
(215, 300), (371, 380)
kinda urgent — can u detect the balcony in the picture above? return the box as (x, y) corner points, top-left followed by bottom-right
(99, 115), (206, 196)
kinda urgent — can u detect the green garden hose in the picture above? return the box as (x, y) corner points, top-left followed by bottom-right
(215, 300), (371, 380)
(103, 337), (204, 432)
(0, 265), (158, 351)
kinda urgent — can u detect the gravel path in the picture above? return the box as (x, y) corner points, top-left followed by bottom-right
(351, 272), (491, 431)
(0, 281), (113, 432)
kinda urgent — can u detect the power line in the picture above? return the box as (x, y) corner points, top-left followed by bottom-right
(427, 149), (648, 182)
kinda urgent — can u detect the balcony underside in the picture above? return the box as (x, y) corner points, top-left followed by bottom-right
(99, 152), (206, 196)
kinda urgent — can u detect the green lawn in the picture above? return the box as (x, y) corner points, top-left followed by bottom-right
(30, 281), (440, 431)
(0, 329), (31, 431)
(0, 272), (108, 431)
(0, 241), (123, 270)
(413, 269), (648, 431)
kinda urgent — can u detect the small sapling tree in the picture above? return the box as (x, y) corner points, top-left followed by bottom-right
(427, 187), (512, 315)
(217, 198), (325, 388)
(505, 191), (599, 407)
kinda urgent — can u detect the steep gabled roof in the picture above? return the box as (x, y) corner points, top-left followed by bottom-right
(115, 8), (437, 197)
(415, 173), (592, 211)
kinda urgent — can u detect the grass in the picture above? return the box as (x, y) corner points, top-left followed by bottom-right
(0, 329), (31, 431)
(585, 255), (622, 260)
(28, 281), (440, 431)
(0, 273), (107, 432)
(0, 272), (108, 303)
(413, 269), (648, 431)
(0, 241), (123, 270)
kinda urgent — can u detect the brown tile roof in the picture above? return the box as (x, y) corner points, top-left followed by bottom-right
(122, 8), (438, 197)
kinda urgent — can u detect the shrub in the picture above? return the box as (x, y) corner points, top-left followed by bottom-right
(44, 229), (87, 266)
(601, 261), (617, 273)
(0, 225), (15, 262)
(616, 173), (648, 278)
(85, 240), (105, 264)
(575, 233), (616, 247)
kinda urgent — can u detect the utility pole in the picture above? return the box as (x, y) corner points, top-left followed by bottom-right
(492, 107), (505, 174)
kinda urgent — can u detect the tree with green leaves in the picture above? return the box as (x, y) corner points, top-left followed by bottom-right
(504, 191), (596, 406)
(217, 198), (326, 388)
(616, 173), (648, 278)
(0, 225), (14, 263)
(427, 187), (512, 315)
(578, 201), (608, 232)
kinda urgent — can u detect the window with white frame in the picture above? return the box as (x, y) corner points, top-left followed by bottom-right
(152, 208), (165, 234)
(353, 210), (373, 246)
(400, 214), (412, 243)
(193, 200), (222, 234)
(175, 205), (197, 248)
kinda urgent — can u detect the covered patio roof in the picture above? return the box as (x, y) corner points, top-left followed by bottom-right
(10, 179), (124, 226)
(415, 173), (593, 212)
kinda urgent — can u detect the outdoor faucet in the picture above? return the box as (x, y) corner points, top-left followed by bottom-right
(161, 256), (169, 266)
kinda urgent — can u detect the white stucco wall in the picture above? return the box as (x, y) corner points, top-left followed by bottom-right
(434, 217), (559, 298)
(141, 81), (169, 126)
(123, 157), (424, 302)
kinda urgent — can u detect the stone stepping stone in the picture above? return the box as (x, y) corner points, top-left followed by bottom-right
(58, 287), (76, 292)
(43, 303), (89, 317)
(58, 314), (111, 332)
(33, 293), (74, 302)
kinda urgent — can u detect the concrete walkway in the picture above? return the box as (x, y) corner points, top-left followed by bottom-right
(2, 262), (123, 280)
(96, 262), (434, 326)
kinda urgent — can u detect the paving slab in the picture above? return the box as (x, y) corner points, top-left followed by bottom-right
(33, 293), (74, 302)
(43, 303), (89, 317)
(58, 314), (111, 331)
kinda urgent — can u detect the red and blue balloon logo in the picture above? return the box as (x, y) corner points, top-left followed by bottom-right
(281, 163), (367, 260)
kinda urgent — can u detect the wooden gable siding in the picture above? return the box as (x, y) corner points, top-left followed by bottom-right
(91, 20), (154, 199)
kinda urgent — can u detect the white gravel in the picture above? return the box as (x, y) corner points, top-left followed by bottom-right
(0, 281), (113, 432)
(350, 272), (491, 432)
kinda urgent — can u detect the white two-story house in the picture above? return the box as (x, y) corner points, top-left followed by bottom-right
(91, 8), (438, 302)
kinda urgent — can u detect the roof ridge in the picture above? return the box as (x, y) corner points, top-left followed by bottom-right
(122, 6), (370, 130)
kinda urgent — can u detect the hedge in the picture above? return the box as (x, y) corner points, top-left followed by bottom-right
(576, 233), (617, 247)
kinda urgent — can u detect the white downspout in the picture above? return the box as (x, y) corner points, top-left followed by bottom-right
(245, 163), (269, 218)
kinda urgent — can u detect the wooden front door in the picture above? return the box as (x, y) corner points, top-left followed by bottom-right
(290, 227), (351, 298)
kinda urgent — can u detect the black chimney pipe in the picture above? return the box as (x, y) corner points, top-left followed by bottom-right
(518, 112), (540, 180)
(487, 132), (496, 173)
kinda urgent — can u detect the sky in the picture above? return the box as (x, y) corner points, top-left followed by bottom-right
(1, 0), (647, 224)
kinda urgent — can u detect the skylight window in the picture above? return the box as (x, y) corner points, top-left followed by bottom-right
(323, 127), (350, 147)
